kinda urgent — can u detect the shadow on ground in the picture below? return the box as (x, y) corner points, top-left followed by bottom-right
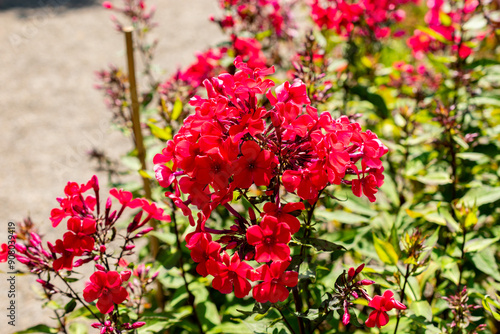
(0, 0), (96, 10)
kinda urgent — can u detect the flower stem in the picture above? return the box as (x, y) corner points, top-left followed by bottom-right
(394, 264), (411, 334)
(277, 308), (297, 334)
(171, 204), (206, 334)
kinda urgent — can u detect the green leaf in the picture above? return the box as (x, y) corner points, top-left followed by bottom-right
(237, 302), (272, 317)
(172, 98), (183, 120)
(350, 85), (389, 119)
(68, 322), (88, 334)
(472, 248), (500, 281)
(315, 210), (370, 224)
(465, 58), (500, 69)
(64, 299), (77, 314)
(14, 325), (58, 334)
(461, 187), (500, 207)
(415, 172), (452, 185)
(464, 237), (500, 253)
(482, 296), (500, 321)
(66, 305), (101, 320)
(307, 238), (346, 253)
(373, 235), (399, 265)
(410, 300), (433, 322)
(148, 123), (172, 141)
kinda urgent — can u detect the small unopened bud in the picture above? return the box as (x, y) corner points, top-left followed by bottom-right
(151, 271), (159, 280)
(351, 291), (359, 299)
(30, 232), (41, 247)
(16, 256), (30, 265)
(227, 241), (238, 249)
(91, 322), (101, 329)
(15, 244), (27, 253)
(355, 263), (365, 275)
(134, 227), (154, 238)
(248, 207), (256, 222)
(124, 244), (135, 251)
(100, 245), (106, 253)
(102, 1), (113, 9)
(128, 211), (143, 233)
(95, 264), (106, 271)
(359, 279), (375, 286)
(106, 197), (112, 210)
(348, 267), (355, 278)
(245, 251), (254, 261)
(121, 270), (132, 281)
(132, 322), (146, 329)
(342, 309), (350, 326)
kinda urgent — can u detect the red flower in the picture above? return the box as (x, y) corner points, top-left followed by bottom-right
(365, 290), (406, 328)
(246, 216), (291, 262)
(52, 239), (76, 271)
(0, 243), (8, 262)
(250, 261), (298, 303)
(187, 233), (222, 277)
(61, 217), (96, 256)
(262, 202), (304, 234)
(207, 252), (252, 298)
(83, 271), (130, 314)
(232, 140), (276, 189)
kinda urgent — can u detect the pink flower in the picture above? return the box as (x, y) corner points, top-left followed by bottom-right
(102, 1), (113, 9)
(207, 252), (252, 298)
(365, 290), (406, 328)
(83, 271), (130, 314)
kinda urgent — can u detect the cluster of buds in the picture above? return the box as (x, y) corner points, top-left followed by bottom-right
(91, 320), (145, 334)
(15, 232), (53, 274)
(443, 287), (486, 333)
(389, 61), (442, 100)
(94, 65), (130, 127)
(102, 0), (157, 32)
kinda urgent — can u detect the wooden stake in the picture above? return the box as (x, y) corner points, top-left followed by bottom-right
(123, 26), (163, 308)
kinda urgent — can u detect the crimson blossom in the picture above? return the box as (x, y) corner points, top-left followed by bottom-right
(154, 57), (388, 301)
(365, 290), (407, 328)
(83, 270), (131, 314)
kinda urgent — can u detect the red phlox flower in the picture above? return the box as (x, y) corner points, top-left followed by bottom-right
(0, 243), (8, 262)
(267, 80), (311, 106)
(246, 216), (291, 262)
(365, 290), (406, 328)
(83, 270), (130, 314)
(232, 140), (277, 189)
(250, 260), (298, 303)
(195, 150), (233, 191)
(262, 202), (304, 234)
(207, 252), (252, 298)
(52, 239), (76, 271)
(282, 161), (328, 200)
(187, 233), (222, 277)
(61, 217), (96, 256)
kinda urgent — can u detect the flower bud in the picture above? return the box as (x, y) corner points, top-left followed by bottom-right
(102, 1), (113, 9)
(355, 263), (365, 275)
(100, 245), (106, 253)
(124, 244), (135, 251)
(132, 322), (146, 329)
(15, 243), (27, 254)
(95, 264), (106, 271)
(359, 279), (375, 286)
(348, 267), (355, 278)
(91, 323), (101, 329)
(342, 310), (350, 326)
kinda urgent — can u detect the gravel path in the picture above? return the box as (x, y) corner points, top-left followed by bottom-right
(0, 1), (222, 331)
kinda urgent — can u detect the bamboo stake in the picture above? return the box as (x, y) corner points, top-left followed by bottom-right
(123, 26), (164, 308)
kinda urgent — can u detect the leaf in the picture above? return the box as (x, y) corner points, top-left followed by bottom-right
(415, 172), (452, 185)
(13, 325), (58, 334)
(373, 235), (399, 265)
(350, 85), (389, 119)
(66, 305), (101, 320)
(68, 323), (88, 334)
(461, 187), (500, 207)
(64, 299), (77, 314)
(482, 296), (500, 321)
(410, 300), (433, 322)
(307, 238), (346, 253)
(148, 123), (172, 141)
(315, 210), (370, 224)
(472, 248), (500, 281)
(171, 98), (183, 120)
(237, 302), (272, 316)
(465, 58), (500, 69)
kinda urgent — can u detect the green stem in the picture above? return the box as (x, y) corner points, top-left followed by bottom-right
(394, 264), (411, 334)
(171, 203), (206, 334)
(277, 308), (297, 334)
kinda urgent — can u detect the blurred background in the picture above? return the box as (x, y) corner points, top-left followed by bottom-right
(0, 0), (223, 331)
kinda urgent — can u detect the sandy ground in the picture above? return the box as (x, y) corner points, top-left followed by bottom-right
(0, 0), (223, 332)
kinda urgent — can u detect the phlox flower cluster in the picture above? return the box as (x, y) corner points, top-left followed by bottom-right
(153, 57), (388, 302)
(407, 0), (487, 59)
(212, 0), (297, 40)
(389, 60), (442, 98)
(310, 0), (419, 39)
(15, 175), (169, 315)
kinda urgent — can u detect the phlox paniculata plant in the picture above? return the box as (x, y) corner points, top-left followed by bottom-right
(153, 57), (398, 327)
